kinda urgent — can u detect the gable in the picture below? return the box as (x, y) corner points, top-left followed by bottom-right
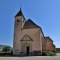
(20, 34), (33, 41)
(23, 19), (39, 29)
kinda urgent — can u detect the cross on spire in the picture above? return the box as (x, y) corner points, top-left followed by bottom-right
(20, 4), (22, 11)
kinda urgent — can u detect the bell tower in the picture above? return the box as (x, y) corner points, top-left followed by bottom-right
(15, 8), (26, 29)
(13, 8), (26, 55)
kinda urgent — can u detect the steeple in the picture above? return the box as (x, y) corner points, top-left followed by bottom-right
(15, 8), (24, 17)
(15, 8), (22, 17)
(14, 8), (26, 29)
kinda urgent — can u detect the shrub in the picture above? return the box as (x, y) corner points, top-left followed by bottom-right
(47, 51), (56, 56)
(0, 51), (13, 56)
(0, 52), (11, 56)
(42, 51), (47, 56)
(2, 46), (10, 53)
(42, 51), (56, 56)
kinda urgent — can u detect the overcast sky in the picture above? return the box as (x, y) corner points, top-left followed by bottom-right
(0, 0), (60, 48)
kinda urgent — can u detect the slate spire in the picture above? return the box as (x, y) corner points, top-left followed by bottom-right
(15, 7), (24, 17)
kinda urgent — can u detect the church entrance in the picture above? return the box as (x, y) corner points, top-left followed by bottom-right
(20, 34), (33, 55)
(26, 47), (29, 55)
(22, 42), (30, 55)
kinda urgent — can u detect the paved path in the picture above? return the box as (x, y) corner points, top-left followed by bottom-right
(0, 56), (60, 60)
(56, 53), (60, 56)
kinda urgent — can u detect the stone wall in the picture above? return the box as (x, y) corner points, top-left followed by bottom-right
(46, 42), (55, 51)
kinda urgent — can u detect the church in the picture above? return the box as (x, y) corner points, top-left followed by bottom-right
(13, 8), (55, 56)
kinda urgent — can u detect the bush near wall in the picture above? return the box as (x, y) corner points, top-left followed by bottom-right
(47, 51), (56, 56)
(0, 51), (13, 56)
(42, 51), (56, 56)
(42, 51), (47, 56)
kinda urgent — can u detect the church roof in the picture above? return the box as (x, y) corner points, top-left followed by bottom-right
(44, 36), (53, 42)
(23, 19), (40, 29)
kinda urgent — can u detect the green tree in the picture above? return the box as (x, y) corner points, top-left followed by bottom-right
(2, 46), (10, 53)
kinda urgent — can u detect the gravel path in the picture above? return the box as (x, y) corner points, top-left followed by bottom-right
(56, 53), (60, 56)
(0, 56), (60, 60)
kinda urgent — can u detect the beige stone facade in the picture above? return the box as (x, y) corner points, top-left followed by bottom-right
(13, 9), (55, 56)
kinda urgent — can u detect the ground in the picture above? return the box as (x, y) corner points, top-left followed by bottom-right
(0, 53), (60, 60)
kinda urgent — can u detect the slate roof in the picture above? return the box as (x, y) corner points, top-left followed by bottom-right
(15, 8), (25, 19)
(44, 36), (53, 42)
(23, 19), (40, 29)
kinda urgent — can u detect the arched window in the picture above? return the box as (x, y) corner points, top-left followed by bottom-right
(17, 20), (20, 22)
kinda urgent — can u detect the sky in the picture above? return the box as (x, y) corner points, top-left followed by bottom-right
(0, 0), (60, 48)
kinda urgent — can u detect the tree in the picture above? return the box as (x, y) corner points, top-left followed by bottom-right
(2, 46), (10, 53)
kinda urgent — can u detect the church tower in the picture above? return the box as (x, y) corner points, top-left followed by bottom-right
(13, 8), (26, 55)
(15, 8), (25, 29)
